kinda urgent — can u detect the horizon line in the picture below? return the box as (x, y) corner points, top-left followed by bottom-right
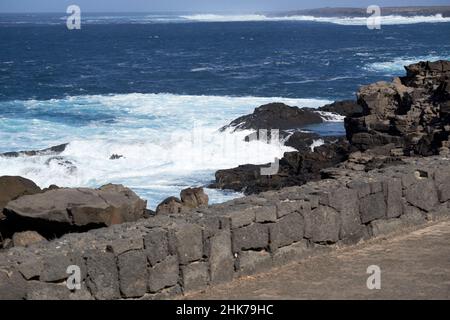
(2, 5), (450, 15)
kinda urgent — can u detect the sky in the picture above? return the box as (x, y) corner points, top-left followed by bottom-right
(0, 0), (449, 13)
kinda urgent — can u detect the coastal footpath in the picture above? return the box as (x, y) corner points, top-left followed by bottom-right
(1, 60), (450, 299)
(187, 219), (450, 300)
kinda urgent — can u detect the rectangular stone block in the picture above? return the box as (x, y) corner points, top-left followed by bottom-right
(26, 281), (93, 300)
(370, 181), (383, 194)
(347, 180), (371, 198)
(370, 219), (404, 237)
(405, 179), (439, 212)
(140, 285), (182, 300)
(40, 253), (73, 283)
(329, 187), (361, 238)
(209, 230), (235, 284)
(15, 253), (44, 280)
(106, 233), (144, 256)
(144, 228), (169, 266)
(437, 180), (450, 202)
(85, 250), (120, 300)
(401, 172), (417, 189)
(316, 191), (331, 206)
(401, 205), (426, 227)
(272, 240), (310, 267)
(221, 205), (256, 228)
(360, 192), (386, 223)
(304, 206), (340, 243)
(197, 215), (221, 239)
(237, 250), (272, 276)
(0, 269), (27, 300)
(425, 203), (450, 220)
(232, 223), (269, 252)
(384, 178), (403, 218)
(433, 172), (450, 202)
(170, 223), (203, 264)
(255, 205), (277, 222)
(118, 250), (147, 298)
(339, 225), (369, 245)
(181, 261), (209, 292)
(269, 212), (304, 251)
(148, 255), (179, 293)
(276, 200), (301, 218)
(305, 194), (319, 209)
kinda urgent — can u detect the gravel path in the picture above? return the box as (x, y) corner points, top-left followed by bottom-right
(186, 220), (450, 300)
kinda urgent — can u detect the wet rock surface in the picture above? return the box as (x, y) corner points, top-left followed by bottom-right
(211, 137), (352, 194)
(220, 102), (324, 132)
(213, 60), (450, 195)
(318, 100), (363, 117)
(0, 143), (68, 158)
(284, 132), (341, 152)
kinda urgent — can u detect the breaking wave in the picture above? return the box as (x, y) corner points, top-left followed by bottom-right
(180, 14), (450, 25)
(0, 93), (334, 208)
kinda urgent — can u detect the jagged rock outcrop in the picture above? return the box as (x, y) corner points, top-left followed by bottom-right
(0, 143), (68, 158)
(318, 100), (363, 117)
(156, 187), (209, 214)
(180, 187), (209, 209)
(213, 60), (450, 196)
(214, 99), (350, 194)
(345, 60), (450, 156)
(211, 138), (351, 194)
(155, 197), (184, 215)
(221, 102), (324, 132)
(284, 132), (341, 152)
(3, 184), (147, 238)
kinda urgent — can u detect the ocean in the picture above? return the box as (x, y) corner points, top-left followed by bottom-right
(1, 13), (449, 208)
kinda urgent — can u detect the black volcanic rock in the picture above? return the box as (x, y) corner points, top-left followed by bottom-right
(284, 132), (321, 152)
(318, 100), (363, 117)
(221, 103), (323, 132)
(211, 138), (351, 195)
(345, 60), (450, 156)
(0, 143), (68, 158)
(284, 132), (341, 152)
(212, 60), (450, 196)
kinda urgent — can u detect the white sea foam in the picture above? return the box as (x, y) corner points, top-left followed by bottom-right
(310, 139), (325, 151)
(8, 13), (450, 26)
(364, 54), (450, 74)
(316, 111), (346, 122)
(0, 93), (331, 208)
(181, 14), (450, 25)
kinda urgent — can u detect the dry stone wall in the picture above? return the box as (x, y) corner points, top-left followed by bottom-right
(1, 156), (449, 300)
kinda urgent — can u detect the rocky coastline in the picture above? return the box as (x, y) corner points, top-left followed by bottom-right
(272, 6), (450, 18)
(1, 60), (449, 299)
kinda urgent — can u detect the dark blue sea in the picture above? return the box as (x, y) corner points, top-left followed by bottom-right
(1, 13), (449, 207)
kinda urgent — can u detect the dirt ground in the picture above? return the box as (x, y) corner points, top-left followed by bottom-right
(185, 220), (450, 300)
